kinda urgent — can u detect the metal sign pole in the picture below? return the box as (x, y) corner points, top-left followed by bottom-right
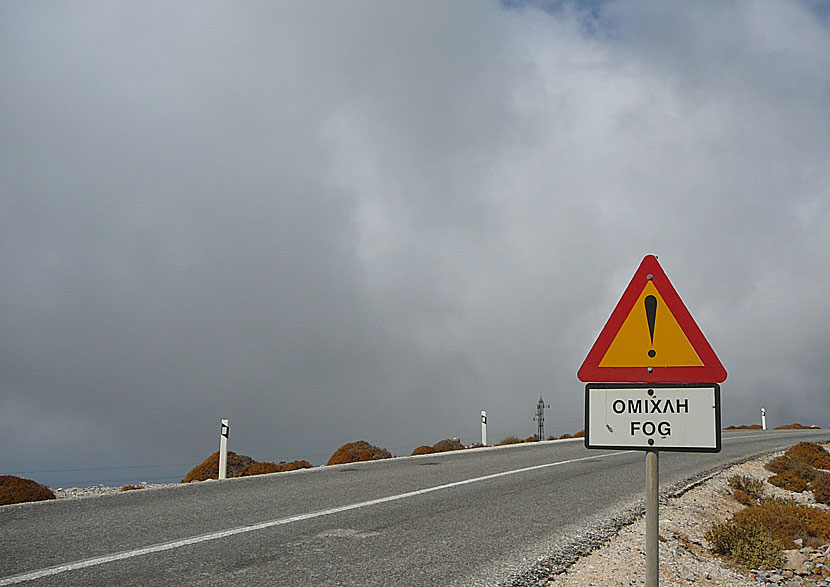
(646, 449), (659, 587)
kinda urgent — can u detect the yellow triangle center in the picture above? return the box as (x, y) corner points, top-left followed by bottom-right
(599, 282), (703, 368)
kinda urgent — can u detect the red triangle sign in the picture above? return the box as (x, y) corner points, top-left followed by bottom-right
(578, 255), (726, 383)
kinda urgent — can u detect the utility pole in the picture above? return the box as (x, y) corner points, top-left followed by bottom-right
(533, 396), (550, 440)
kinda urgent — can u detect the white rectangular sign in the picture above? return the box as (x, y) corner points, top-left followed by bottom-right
(585, 383), (721, 452)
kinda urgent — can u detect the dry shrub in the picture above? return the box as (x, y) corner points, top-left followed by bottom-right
(769, 471), (809, 493)
(728, 475), (765, 505)
(775, 423), (820, 430)
(279, 460), (313, 472)
(240, 462), (283, 476)
(723, 424), (763, 430)
(524, 436), (539, 443)
(0, 476), (56, 506)
(411, 445), (437, 456)
(497, 436), (523, 446)
(811, 473), (830, 505)
(573, 429), (586, 438)
(182, 451), (256, 482)
(558, 433), (572, 439)
(765, 455), (819, 483)
(326, 441), (392, 466)
(431, 438), (464, 453)
(786, 442), (830, 470)
(120, 485), (143, 492)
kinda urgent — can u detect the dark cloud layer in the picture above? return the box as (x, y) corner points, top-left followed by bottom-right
(2, 1), (829, 486)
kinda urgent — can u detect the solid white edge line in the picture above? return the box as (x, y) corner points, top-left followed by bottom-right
(0, 452), (620, 585)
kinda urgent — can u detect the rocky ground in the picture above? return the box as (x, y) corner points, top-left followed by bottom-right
(546, 449), (830, 586)
(52, 480), (179, 499)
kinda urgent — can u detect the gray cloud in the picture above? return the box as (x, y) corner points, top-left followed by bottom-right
(1, 1), (829, 486)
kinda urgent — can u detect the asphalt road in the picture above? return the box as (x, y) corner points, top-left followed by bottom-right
(3, 429), (830, 586)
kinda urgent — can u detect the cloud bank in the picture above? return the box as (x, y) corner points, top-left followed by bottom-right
(1, 0), (828, 485)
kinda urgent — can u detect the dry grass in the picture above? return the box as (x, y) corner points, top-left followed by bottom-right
(326, 441), (392, 466)
(573, 429), (585, 438)
(182, 451), (256, 482)
(723, 424), (763, 430)
(0, 475), (56, 506)
(119, 484), (143, 492)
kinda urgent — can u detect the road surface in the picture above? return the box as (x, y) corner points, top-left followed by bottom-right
(2, 429), (829, 586)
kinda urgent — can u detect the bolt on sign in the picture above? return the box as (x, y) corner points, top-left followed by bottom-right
(579, 255), (726, 452)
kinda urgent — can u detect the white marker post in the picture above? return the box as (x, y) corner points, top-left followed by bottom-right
(761, 407), (767, 431)
(481, 411), (487, 446)
(218, 419), (229, 480)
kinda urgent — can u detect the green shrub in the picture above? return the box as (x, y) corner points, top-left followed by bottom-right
(706, 518), (783, 569)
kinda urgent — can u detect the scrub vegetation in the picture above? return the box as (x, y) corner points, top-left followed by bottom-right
(707, 442), (830, 570)
(326, 441), (393, 465)
(0, 475), (56, 506)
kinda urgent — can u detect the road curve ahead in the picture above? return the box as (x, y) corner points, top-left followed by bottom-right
(2, 429), (829, 586)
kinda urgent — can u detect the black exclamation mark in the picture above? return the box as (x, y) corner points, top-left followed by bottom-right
(645, 295), (657, 358)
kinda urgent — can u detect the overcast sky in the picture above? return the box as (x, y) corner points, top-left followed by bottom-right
(2, 1), (829, 487)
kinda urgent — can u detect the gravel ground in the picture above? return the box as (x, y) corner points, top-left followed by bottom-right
(545, 448), (830, 587)
(52, 480), (182, 499)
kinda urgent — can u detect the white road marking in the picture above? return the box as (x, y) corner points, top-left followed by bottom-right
(0, 452), (621, 585)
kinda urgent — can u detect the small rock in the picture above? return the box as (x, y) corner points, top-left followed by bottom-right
(785, 549), (809, 571)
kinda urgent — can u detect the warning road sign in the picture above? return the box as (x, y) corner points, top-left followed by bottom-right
(578, 255), (726, 383)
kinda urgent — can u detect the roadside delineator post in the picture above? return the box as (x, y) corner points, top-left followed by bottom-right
(761, 407), (767, 431)
(218, 419), (229, 480)
(481, 411), (487, 446)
